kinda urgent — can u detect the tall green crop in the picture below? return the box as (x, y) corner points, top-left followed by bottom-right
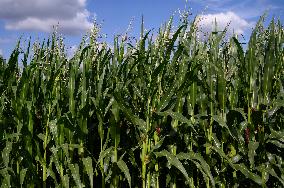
(0, 13), (283, 188)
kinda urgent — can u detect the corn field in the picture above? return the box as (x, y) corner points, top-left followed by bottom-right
(0, 14), (284, 188)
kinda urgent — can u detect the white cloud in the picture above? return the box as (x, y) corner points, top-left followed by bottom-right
(192, 0), (279, 20)
(0, 0), (93, 35)
(197, 11), (253, 36)
(0, 49), (3, 56)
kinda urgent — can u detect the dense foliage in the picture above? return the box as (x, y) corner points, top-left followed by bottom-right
(0, 14), (284, 188)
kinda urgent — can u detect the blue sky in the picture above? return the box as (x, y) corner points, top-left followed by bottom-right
(0, 0), (283, 58)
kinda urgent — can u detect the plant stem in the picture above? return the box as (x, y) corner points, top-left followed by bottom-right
(43, 104), (51, 187)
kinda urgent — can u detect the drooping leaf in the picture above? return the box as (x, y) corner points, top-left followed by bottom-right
(234, 163), (262, 185)
(113, 91), (146, 132)
(177, 152), (215, 187)
(117, 159), (131, 187)
(155, 150), (190, 183)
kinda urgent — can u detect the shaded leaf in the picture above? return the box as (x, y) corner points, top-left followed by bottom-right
(117, 159), (131, 187)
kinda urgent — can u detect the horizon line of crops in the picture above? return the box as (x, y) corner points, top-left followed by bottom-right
(0, 12), (284, 187)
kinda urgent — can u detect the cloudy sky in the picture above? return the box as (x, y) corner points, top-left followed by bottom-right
(0, 0), (283, 58)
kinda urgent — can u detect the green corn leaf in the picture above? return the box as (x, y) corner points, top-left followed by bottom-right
(62, 174), (70, 188)
(177, 152), (215, 187)
(216, 71), (226, 109)
(231, 154), (242, 163)
(117, 159), (131, 187)
(97, 67), (106, 103)
(139, 30), (151, 53)
(248, 142), (259, 168)
(213, 135), (264, 185)
(97, 147), (114, 168)
(211, 145), (234, 168)
(156, 89), (175, 112)
(2, 141), (12, 167)
(157, 110), (194, 130)
(256, 164), (269, 184)
(49, 120), (58, 142)
(155, 150), (190, 183)
(104, 97), (114, 117)
(165, 25), (186, 60)
(113, 91), (146, 131)
(267, 140), (284, 148)
(150, 137), (165, 153)
(110, 124), (120, 149)
(79, 45), (91, 63)
(269, 129), (284, 141)
(20, 168), (27, 186)
(232, 37), (244, 61)
(110, 98), (119, 122)
(68, 144), (84, 150)
(213, 115), (236, 139)
(267, 167), (284, 186)
(212, 145), (263, 185)
(132, 84), (143, 100)
(234, 163), (262, 185)
(50, 147), (61, 177)
(212, 133), (221, 149)
(69, 163), (84, 188)
(62, 143), (69, 159)
(0, 169), (11, 188)
(176, 63), (201, 96)
(82, 157), (94, 188)
(38, 133), (50, 146)
(47, 165), (58, 186)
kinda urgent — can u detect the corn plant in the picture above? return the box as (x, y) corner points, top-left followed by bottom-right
(0, 13), (284, 188)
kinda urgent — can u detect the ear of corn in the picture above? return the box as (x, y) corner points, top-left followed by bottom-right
(0, 13), (284, 188)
